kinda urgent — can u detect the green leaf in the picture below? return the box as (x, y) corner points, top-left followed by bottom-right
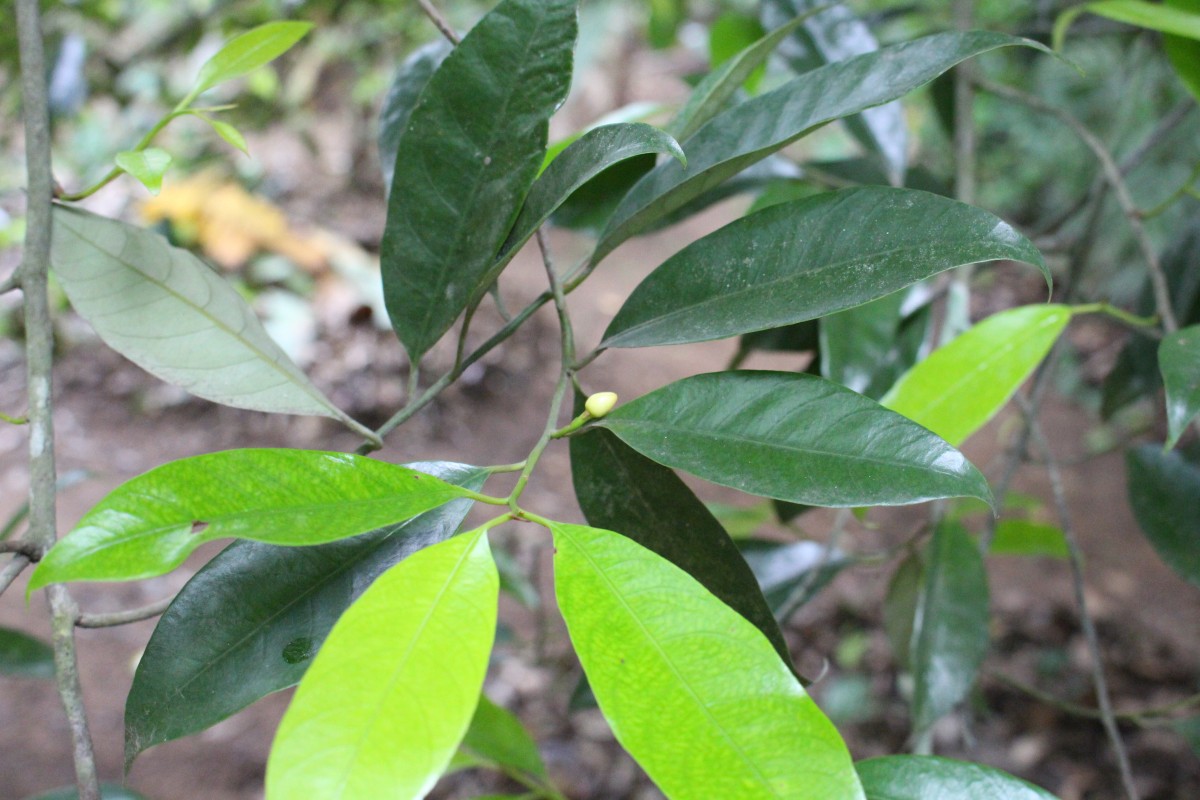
(597, 371), (994, 509)
(761, 0), (907, 184)
(0, 627), (54, 678)
(1160, 325), (1200, 449)
(381, 0), (577, 361)
(197, 114), (249, 154)
(710, 14), (767, 89)
(883, 552), (923, 670)
(114, 148), (172, 194)
(856, 755), (1059, 799)
(550, 521), (865, 800)
(24, 786), (149, 800)
(377, 40), (452, 189)
(1126, 445), (1200, 588)
(29, 449), (476, 590)
(1054, 1), (1200, 50)
(49, 207), (368, 434)
(266, 528), (498, 799)
(569, 406), (794, 671)
(820, 289), (916, 399)
(193, 21), (313, 96)
(989, 519), (1068, 559)
(592, 31), (1049, 264)
(477, 123), (684, 309)
(882, 305), (1072, 447)
(460, 695), (547, 779)
(738, 539), (850, 614)
(1166, 1), (1200, 103)
(602, 188), (1047, 349)
(123, 462), (485, 766)
(911, 521), (990, 734)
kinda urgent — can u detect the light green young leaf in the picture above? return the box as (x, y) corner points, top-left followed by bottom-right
(911, 521), (990, 734)
(114, 148), (172, 194)
(597, 371), (994, 509)
(193, 21), (313, 96)
(266, 529), (498, 800)
(670, 14), (808, 142)
(882, 305), (1073, 447)
(194, 114), (249, 154)
(593, 31), (1050, 265)
(28, 449), (476, 590)
(1165, 1), (1200, 103)
(989, 519), (1069, 559)
(551, 522), (865, 800)
(857, 755), (1058, 800)
(1054, 0), (1200, 50)
(460, 695), (548, 780)
(49, 207), (371, 438)
(601, 188), (1047, 349)
(1159, 324), (1200, 449)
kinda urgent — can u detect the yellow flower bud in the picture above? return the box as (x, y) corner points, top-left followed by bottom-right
(584, 391), (618, 419)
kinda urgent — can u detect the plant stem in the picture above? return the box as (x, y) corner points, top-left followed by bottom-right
(57, 110), (185, 202)
(1138, 160), (1200, 219)
(417, 0), (460, 45)
(991, 670), (1200, 726)
(1025, 410), (1139, 800)
(16, 1), (99, 796)
(76, 596), (174, 629)
(0, 555), (30, 596)
(0, 271), (21, 294)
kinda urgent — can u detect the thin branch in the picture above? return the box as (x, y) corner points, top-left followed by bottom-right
(16, 0), (99, 796)
(991, 670), (1200, 727)
(0, 271), (21, 295)
(0, 539), (41, 559)
(76, 596), (174, 629)
(417, 0), (460, 45)
(1026, 409), (1139, 800)
(976, 77), (1178, 333)
(0, 555), (31, 597)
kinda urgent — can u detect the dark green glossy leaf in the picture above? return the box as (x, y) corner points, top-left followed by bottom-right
(192, 21), (312, 95)
(569, 409), (793, 670)
(0, 626), (54, 679)
(762, 0), (907, 184)
(24, 786), (149, 800)
(671, 15), (808, 142)
(124, 462), (485, 766)
(856, 755), (1059, 799)
(460, 695), (547, 779)
(1166, 1), (1200, 102)
(883, 551), (923, 670)
(266, 529), (498, 798)
(1160, 325), (1200, 449)
(741, 319), (820, 354)
(50, 208), (367, 434)
(377, 40), (452, 189)
(602, 187), (1046, 349)
(29, 450), (476, 590)
(596, 371), (994, 509)
(882, 305), (1071, 447)
(911, 521), (990, 734)
(820, 290), (908, 398)
(738, 539), (850, 614)
(1126, 445), (1200, 587)
(592, 31), (1049, 264)
(551, 522), (865, 799)
(381, 0), (577, 360)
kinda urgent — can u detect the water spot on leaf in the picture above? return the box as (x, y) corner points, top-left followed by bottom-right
(282, 636), (314, 664)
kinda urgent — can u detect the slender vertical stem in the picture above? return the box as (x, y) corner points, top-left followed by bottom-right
(15, 1), (100, 797)
(417, 0), (460, 45)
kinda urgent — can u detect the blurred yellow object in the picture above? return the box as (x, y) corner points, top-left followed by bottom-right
(140, 171), (326, 272)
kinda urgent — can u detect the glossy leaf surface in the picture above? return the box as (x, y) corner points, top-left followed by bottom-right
(50, 207), (361, 428)
(762, 0), (907, 183)
(596, 371), (994, 509)
(883, 552), (923, 669)
(1126, 445), (1200, 587)
(29, 449), (474, 589)
(911, 521), (990, 734)
(124, 463), (485, 765)
(593, 31), (1048, 263)
(670, 14), (808, 142)
(460, 695), (548, 779)
(377, 40), (452, 189)
(857, 755), (1058, 799)
(381, 0), (576, 360)
(193, 21), (312, 95)
(480, 123), (684, 307)
(551, 522), (864, 800)
(1160, 325), (1200, 449)
(602, 188), (1046, 349)
(882, 305), (1071, 446)
(569, 414), (792, 669)
(739, 539), (850, 614)
(266, 529), (498, 799)
(0, 627), (54, 678)
(820, 290), (912, 399)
